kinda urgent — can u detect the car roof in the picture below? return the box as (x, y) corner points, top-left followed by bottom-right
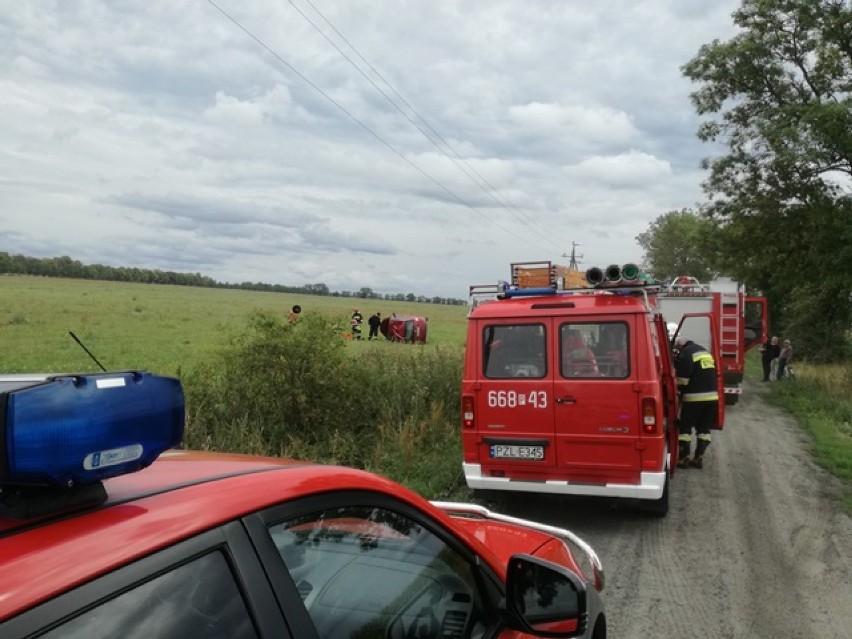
(1, 450), (479, 619)
(470, 291), (652, 319)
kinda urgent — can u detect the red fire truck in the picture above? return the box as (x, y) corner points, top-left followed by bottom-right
(462, 262), (724, 516)
(657, 276), (767, 405)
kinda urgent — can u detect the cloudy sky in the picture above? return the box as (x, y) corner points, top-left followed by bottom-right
(1, 1), (741, 299)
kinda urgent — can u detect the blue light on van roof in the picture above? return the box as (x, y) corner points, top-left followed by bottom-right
(0, 372), (184, 489)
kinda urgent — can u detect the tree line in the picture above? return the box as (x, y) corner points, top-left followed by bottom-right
(0, 251), (466, 306)
(637, 0), (852, 363)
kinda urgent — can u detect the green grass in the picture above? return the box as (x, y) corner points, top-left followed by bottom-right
(0, 275), (470, 375)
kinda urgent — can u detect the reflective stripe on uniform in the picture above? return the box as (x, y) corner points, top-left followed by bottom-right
(678, 434), (692, 443)
(692, 351), (714, 366)
(682, 391), (719, 402)
(697, 433), (712, 442)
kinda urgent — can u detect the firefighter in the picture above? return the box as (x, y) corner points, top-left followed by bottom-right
(287, 304), (301, 324)
(673, 335), (719, 469)
(350, 308), (363, 340)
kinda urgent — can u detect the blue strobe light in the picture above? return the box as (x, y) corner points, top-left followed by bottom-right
(0, 372), (185, 488)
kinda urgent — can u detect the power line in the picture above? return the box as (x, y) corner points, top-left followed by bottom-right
(207, 0), (557, 254)
(293, 0), (564, 251)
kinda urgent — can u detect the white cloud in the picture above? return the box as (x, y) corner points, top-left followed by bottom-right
(567, 151), (673, 189)
(507, 103), (638, 145)
(0, 0), (743, 298)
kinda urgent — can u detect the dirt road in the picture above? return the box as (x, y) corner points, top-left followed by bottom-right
(500, 378), (852, 638)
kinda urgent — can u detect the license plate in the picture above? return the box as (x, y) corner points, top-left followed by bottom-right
(490, 444), (544, 460)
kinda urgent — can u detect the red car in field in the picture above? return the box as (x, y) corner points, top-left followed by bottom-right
(380, 314), (428, 343)
(0, 372), (606, 639)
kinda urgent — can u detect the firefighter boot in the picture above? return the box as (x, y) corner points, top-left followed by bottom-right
(677, 441), (692, 469)
(691, 437), (711, 469)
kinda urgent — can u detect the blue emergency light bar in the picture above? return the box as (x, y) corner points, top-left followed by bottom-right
(500, 287), (558, 298)
(0, 371), (185, 489)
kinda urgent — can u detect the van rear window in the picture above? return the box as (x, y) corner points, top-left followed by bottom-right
(561, 322), (629, 379)
(482, 324), (546, 378)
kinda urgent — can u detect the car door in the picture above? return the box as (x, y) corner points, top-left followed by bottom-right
(244, 491), (512, 639)
(1, 524), (288, 639)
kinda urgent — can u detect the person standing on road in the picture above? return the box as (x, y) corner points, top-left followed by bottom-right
(674, 335), (719, 469)
(760, 336), (780, 381)
(367, 312), (382, 340)
(777, 339), (793, 380)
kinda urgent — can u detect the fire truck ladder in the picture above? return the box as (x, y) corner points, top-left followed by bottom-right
(719, 291), (741, 364)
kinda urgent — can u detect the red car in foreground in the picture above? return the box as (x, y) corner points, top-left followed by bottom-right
(0, 372), (606, 639)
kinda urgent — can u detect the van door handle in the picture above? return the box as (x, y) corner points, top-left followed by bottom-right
(556, 396), (576, 405)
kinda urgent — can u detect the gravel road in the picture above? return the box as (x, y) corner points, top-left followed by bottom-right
(496, 378), (852, 638)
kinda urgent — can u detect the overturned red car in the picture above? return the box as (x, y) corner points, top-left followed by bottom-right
(380, 314), (428, 343)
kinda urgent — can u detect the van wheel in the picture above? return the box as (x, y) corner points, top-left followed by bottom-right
(725, 393), (740, 406)
(642, 476), (669, 517)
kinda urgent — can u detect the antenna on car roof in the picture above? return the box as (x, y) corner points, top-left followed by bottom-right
(68, 331), (108, 372)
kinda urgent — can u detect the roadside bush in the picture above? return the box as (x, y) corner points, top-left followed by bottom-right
(182, 310), (466, 496)
(183, 311), (371, 460)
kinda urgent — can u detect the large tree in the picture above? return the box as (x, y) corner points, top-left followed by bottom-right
(682, 0), (852, 360)
(635, 209), (721, 284)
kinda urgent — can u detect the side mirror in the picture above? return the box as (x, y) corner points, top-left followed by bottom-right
(504, 554), (587, 638)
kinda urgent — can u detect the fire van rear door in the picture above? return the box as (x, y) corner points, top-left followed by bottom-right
(673, 313), (726, 429)
(744, 296), (768, 352)
(474, 322), (558, 475)
(552, 318), (642, 482)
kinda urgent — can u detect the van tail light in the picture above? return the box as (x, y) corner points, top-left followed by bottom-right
(642, 397), (656, 434)
(461, 395), (475, 428)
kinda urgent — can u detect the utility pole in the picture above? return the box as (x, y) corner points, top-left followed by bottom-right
(561, 242), (583, 270)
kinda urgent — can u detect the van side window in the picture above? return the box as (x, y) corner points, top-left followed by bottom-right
(562, 322), (629, 379)
(483, 324), (546, 378)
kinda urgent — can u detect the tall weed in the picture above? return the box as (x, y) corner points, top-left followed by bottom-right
(182, 311), (466, 497)
(184, 311), (370, 460)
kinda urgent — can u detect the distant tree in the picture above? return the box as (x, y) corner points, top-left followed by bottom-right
(0, 251), (466, 305)
(635, 209), (720, 284)
(304, 283), (330, 296)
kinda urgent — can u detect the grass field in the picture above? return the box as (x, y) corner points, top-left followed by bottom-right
(0, 275), (471, 374)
